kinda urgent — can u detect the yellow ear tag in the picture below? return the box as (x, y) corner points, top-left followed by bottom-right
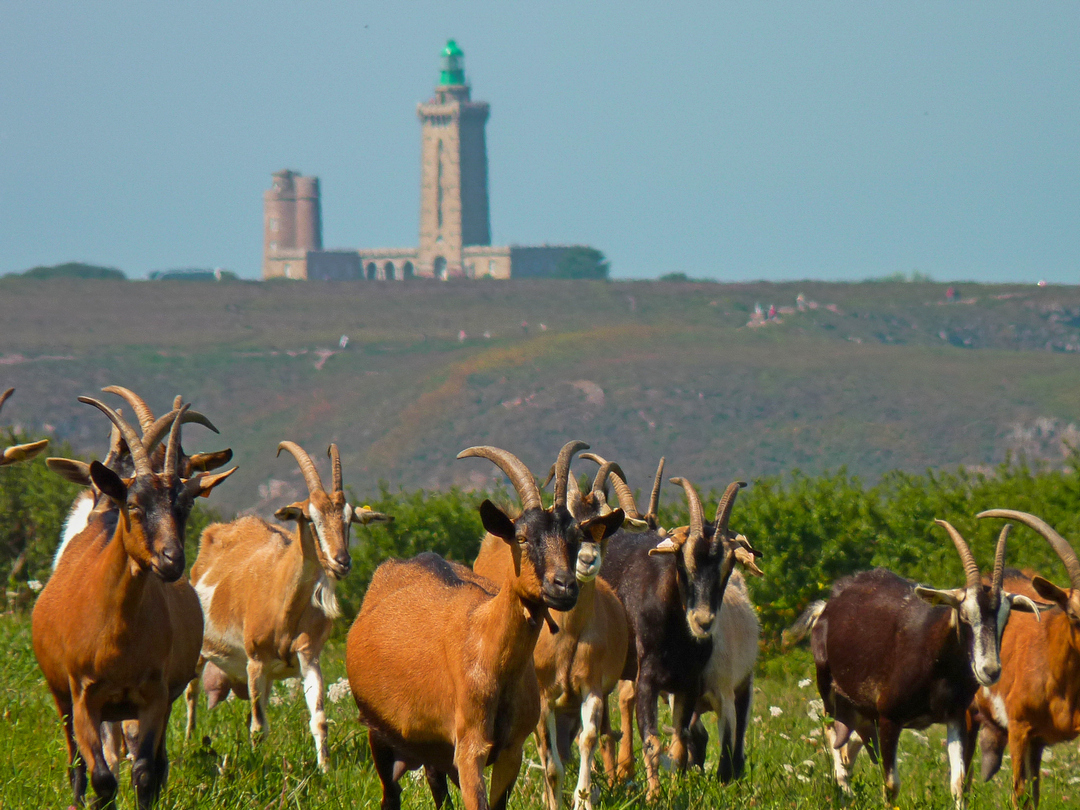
(362, 505), (371, 511)
(589, 524), (606, 543)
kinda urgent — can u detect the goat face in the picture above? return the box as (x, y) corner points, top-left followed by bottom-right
(916, 583), (1010, 686)
(276, 489), (353, 580)
(481, 501), (624, 611)
(654, 525), (736, 640)
(89, 462), (192, 583)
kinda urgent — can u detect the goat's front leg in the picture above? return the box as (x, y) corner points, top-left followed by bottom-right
(536, 707), (563, 810)
(246, 657), (269, 743)
(70, 686), (117, 810)
(635, 677), (663, 802)
(132, 694), (169, 809)
(454, 728), (493, 810)
(573, 692), (605, 810)
(488, 740), (524, 810)
(54, 695), (87, 805)
(298, 649), (329, 771)
(669, 691), (696, 773)
(945, 716), (976, 808)
(615, 679), (636, 781)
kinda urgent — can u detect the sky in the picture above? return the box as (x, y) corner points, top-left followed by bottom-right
(2, 2), (1077, 282)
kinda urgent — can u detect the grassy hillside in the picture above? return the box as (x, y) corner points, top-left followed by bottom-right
(3, 276), (1080, 516)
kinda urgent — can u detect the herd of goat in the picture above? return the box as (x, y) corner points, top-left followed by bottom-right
(3, 385), (1080, 809)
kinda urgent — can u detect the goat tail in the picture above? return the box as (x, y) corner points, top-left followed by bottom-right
(782, 600), (826, 648)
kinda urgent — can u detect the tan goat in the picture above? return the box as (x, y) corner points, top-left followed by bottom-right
(184, 441), (390, 770)
(346, 441), (625, 810)
(0, 388), (48, 465)
(474, 455), (637, 810)
(31, 398), (233, 809)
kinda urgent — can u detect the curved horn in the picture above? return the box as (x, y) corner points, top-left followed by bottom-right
(457, 446), (542, 512)
(541, 464), (556, 490)
(671, 477), (705, 540)
(580, 453), (641, 517)
(935, 519), (981, 589)
(328, 444), (343, 492)
(553, 440), (590, 512)
(277, 441), (326, 496)
(142, 408), (220, 454)
(163, 404), (188, 482)
(101, 386), (156, 433)
(78, 396), (152, 477)
(0, 388), (13, 414)
(978, 509), (1080, 592)
(991, 524), (1011, 593)
(714, 481), (748, 531)
(647, 457), (666, 520)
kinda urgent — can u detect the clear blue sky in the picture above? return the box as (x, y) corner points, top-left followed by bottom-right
(2, 2), (1077, 282)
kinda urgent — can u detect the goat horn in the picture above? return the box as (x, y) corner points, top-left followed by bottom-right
(978, 509), (1080, 593)
(553, 440), (590, 512)
(580, 453), (641, 518)
(458, 446), (542, 512)
(101, 386), (156, 433)
(991, 524), (1011, 593)
(277, 441), (326, 496)
(647, 457), (666, 520)
(100, 421), (125, 470)
(164, 404), (188, 483)
(142, 408), (220, 454)
(79, 396), (152, 477)
(328, 444), (343, 492)
(670, 477), (704, 540)
(0, 388), (13, 413)
(541, 464), (556, 490)
(935, 519), (982, 589)
(714, 481), (748, 531)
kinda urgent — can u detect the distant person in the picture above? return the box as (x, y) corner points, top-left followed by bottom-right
(768, 304), (777, 320)
(945, 286), (958, 302)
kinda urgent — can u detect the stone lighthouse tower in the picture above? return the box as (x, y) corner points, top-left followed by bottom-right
(417, 40), (491, 279)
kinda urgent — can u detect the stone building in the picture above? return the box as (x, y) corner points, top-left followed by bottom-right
(262, 40), (595, 282)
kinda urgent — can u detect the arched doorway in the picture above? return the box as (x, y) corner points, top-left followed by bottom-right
(433, 256), (447, 281)
(402, 261), (415, 279)
(366, 262), (377, 280)
(384, 261), (395, 281)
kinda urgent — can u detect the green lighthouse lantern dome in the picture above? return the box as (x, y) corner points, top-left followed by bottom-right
(439, 39), (466, 86)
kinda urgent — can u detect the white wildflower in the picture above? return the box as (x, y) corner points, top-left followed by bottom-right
(798, 678), (812, 688)
(27, 580), (43, 592)
(808, 728), (822, 738)
(779, 733), (791, 740)
(770, 706), (783, 717)
(326, 677), (352, 705)
(782, 763), (794, 774)
(806, 699), (824, 721)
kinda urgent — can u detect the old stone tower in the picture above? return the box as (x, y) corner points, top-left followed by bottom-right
(417, 40), (491, 279)
(263, 170), (321, 279)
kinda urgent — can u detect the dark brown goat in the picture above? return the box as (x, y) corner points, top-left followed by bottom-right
(790, 520), (1042, 804)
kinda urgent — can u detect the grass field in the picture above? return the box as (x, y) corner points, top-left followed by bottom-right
(3, 609), (1077, 809)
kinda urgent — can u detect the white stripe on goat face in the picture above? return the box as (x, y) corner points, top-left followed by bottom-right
(342, 504), (354, 545)
(961, 588), (1003, 687)
(307, 505), (335, 565)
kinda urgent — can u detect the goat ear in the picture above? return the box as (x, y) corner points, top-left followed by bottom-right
(734, 546), (765, 577)
(648, 537), (680, 556)
(2, 439), (48, 465)
(352, 505), (394, 525)
(1006, 592), (1052, 618)
(275, 502), (307, 522)
(914, 586), (964, 609)
(46, 457), (94, 485)
(479, 499), (516, 542)
(89, 460), (127, 504)
(188, 448), (233, 472)
(1030, 576), (1070, 609)
(581, 508), (625, 543)
(193, 466), (237, 498)
(623, 516), (650, 533)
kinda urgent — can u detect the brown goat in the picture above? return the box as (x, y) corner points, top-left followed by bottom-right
(0, 388), (48, 465)
(346, 441), (624, 810)
(31, 397), (234, 808)
(474, 455), (635, 810)
(970, 509), (1080, 807)
(184, 441), (391, 770)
